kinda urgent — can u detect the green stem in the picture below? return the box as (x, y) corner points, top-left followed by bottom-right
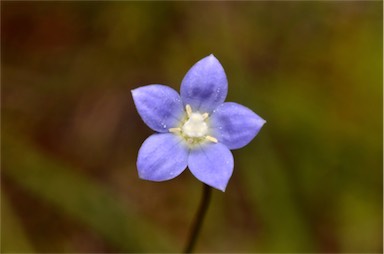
(184, 183), (212, 253)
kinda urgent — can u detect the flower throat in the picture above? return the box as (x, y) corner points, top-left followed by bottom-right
(169, 104), (218, 145)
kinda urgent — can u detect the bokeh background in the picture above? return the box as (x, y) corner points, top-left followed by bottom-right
(1, 2), (382, 253)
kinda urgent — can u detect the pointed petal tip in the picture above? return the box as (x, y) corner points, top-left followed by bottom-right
(131, 85), (184, 132)
(131, 87), (143, 99)
(198, 179), (227, 192)
(206, 181), (227, 192)
(210, 103), (266, 150)
(188, 143), (233, 193)
(180, 55), (228, 112)
(206, 54), (219, 62)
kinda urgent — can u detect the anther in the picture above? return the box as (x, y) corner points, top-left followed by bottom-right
(201, 113), (209, 120)
(169, 127), (181, 133)
(205, 136), (218, 143)
(185, 104), (192, 117)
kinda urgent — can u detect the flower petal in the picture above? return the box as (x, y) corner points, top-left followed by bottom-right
(210, 102), (266, 150)
(180, 54), (228, 113)
(132, 85), (184, 132)
(137, 133), (189, 181)
(188, 143), (234, 192)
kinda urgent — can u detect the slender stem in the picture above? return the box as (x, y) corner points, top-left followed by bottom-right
(184, 183), (212, 253)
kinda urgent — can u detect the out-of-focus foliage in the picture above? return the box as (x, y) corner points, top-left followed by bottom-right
(1, 2), (382, 253)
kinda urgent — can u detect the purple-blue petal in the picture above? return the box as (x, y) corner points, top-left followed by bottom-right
(188, 143), (234, 192)
(180, 54), (228, 113)
(132, 85), (184, 132)
(210, 102), (266, 150)
(137, 133), (189, 181)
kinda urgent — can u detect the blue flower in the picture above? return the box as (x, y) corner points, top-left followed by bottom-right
(132, 54), (265, 191)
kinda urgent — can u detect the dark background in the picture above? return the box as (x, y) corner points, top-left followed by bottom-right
(2, 2), (382, 253)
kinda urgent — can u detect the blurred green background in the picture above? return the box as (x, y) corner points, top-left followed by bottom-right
(1, 2), (382, 253)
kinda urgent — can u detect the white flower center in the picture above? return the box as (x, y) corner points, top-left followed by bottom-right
(182, 112), (208, 138)
(168, 104), (218, 145)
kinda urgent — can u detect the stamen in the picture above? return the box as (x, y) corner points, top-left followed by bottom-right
(175, 104), (217, 146)
(205, 136), (218, 143)
(186, 104), (192, 117)
(169, 127), (181, 133)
